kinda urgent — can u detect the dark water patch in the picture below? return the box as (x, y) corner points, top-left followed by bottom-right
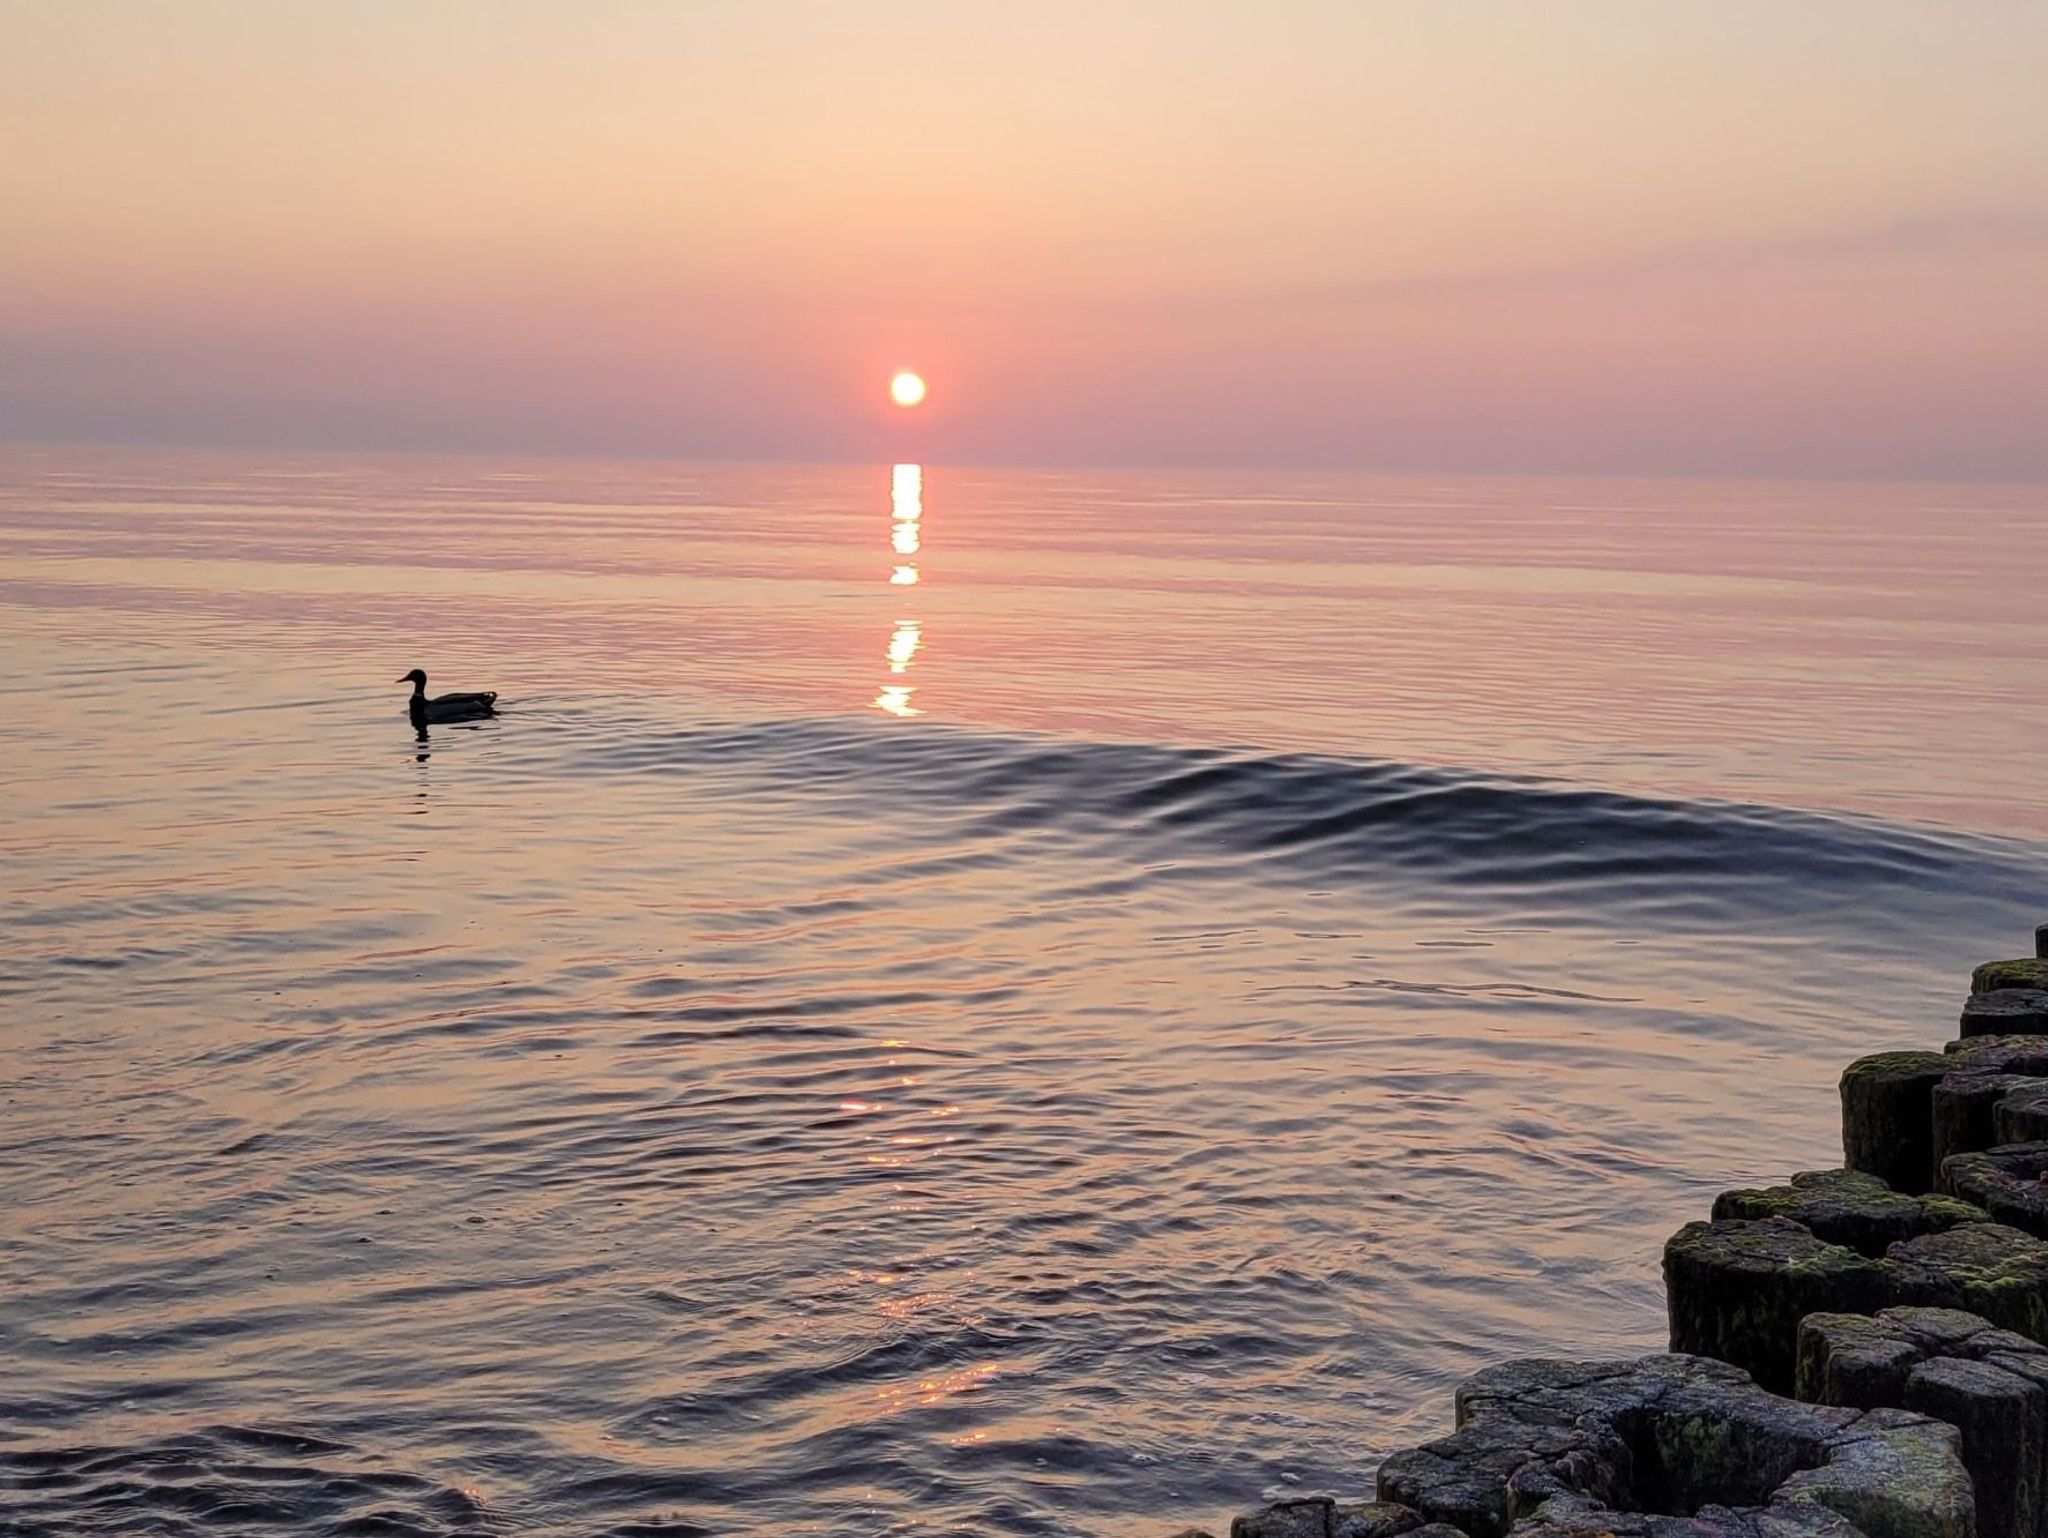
(0, 1427), (486, 1538)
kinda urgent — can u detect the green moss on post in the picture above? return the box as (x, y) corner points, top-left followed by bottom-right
(1976, 959), (2048, 994)
(1889, 1223), (2048, 1344)
(1712, 1169), (1984, 1257)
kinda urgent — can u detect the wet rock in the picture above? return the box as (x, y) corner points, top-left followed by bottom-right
(1843, 1052), (1962, 1194)
(1379, 1353), (1968, 1538)
(1943, 1141), (2048, 1240)
(1889, 1222), (2048, 1342)
(1934, 1072), (2044, 1175)
(1962, 990), (2048, 1039)
(1665, 1219), (1890, 1393)
(1999, 1085), (2048, 1146)
(1799, 1306), (2048, 1538)
(1977, 960), (2048, 994)
(1712, 1169), (1984, 1257)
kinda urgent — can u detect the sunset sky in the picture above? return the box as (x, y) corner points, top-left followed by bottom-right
(4, 2), (2045, 477)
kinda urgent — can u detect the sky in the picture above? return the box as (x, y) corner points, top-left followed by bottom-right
(3, 1), (2045, 478)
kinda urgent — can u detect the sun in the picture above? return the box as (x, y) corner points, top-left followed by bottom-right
(889, 371), (927, 409)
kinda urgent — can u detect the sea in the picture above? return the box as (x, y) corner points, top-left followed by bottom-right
(2, 448), (2045, 1537)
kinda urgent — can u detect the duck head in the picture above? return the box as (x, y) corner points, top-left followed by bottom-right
(397, 668), (427, 690)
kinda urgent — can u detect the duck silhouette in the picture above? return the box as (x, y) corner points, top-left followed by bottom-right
(397, 668), (498, 728)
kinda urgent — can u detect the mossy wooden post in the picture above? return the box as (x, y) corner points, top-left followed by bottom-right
(1943, 1142), (2048, 1240)
(1999, 1083), (2048, 1145)
(1912, 1358), (2047, 1538)
(1961, 989), (2048, 1038)
(1889, 1223), (2048, 1343)
(1932, 1069), (2040, 1174)
(1375, 1354), (1973, 1538)
(1797, 1311), (1923, 1407)
(1842, 1051), (1955, 1195)
(1797, 1306), (2048, 1538)
(1664, 1218), (1890, 1393)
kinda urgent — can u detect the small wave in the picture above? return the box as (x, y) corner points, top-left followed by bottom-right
(564, 711), (2048, 932)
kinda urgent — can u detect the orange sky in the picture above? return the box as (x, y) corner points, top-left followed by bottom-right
(3, 2), (2045, 476)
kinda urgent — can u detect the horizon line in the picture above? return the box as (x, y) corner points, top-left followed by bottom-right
(3, 431), (2044, 493)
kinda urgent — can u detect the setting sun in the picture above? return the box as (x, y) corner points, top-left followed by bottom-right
(889, 371), (927, 409)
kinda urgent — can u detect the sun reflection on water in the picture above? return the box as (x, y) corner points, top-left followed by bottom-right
(891, 462), (921, 517)
(873, 684), (920, 717)
(889, 464), (921, 565)
(885, 618), (921, 673)
(873, 463), (926, 717)
(874, 1360), (1002, 1416)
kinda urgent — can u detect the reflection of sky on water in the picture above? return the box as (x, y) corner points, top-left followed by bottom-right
(7, 448), (2048, 1538)
(874, 463), (924, 717)
(4, 447), (2041, 836)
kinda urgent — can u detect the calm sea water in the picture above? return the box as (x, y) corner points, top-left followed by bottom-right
(3, 448), (2045, 1538)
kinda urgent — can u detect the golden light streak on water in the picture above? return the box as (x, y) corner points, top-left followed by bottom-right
(876, 463), (926, 714)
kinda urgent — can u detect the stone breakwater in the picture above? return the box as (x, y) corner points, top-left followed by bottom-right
(1175, 926), (2048, 1538)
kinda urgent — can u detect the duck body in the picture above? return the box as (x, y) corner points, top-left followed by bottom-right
(398, 668), (498, 726)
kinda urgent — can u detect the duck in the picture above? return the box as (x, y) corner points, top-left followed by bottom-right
(397, 668), (498, 728)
